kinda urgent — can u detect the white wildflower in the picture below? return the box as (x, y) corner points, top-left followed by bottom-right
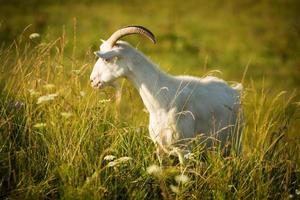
(29, 33), (40, 39)
(175, 174), (190, 184)
(104, 155), (116, 161)
(146, 165), (162, 177)
(37, 93), (58, 104)
(296, 189), (300, 195)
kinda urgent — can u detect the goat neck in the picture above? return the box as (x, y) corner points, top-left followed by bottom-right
(126, 50), (176, 114)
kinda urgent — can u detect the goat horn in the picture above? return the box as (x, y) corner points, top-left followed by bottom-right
(107, 26), (156, 47)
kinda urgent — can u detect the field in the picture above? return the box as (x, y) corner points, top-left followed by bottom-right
(0, 0), (300, 199)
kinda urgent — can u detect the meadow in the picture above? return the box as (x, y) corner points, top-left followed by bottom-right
(0, 0), (299, 199)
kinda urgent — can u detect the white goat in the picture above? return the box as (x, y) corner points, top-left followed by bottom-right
(90, 26), (243, 155)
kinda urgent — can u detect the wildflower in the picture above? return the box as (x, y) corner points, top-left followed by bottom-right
(175, 174), (189, 184)
(146, 164), (163, 177)
(29, 33), (40, 39)
(37, 93), (58, 104)
(33, 123), (46, 129)
(103, 155), (116, 161)
(296, 189), (300, 195)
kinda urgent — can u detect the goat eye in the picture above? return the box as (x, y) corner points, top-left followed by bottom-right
(102, 58), (110, 63)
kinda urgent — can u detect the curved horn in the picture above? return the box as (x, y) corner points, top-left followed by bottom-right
(107, 26), (156, 48)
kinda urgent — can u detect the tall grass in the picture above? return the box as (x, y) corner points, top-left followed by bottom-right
(0, 30), (299, 199)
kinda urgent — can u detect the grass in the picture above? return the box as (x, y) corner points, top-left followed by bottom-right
(0, 0), (300, 199)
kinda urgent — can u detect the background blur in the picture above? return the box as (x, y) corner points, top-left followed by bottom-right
(1, 0), (300, 91)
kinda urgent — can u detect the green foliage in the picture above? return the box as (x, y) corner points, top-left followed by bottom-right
(0, 1), (299, 199)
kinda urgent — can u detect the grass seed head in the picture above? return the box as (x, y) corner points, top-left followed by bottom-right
(175, 174), (190, 184)
(147, 165), (163, 177)
(37, 93), (59, 104)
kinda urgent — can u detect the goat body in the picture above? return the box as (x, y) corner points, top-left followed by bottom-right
(90, 26), (243, 154)
(125, 44), (242, 153)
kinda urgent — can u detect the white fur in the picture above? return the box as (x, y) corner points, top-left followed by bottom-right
(90, 41), (243, 154)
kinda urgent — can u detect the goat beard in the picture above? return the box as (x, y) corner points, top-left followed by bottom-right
(109, 80), (122, 107)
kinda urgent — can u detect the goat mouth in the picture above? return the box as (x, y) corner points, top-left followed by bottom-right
(92, 81), (105, 89)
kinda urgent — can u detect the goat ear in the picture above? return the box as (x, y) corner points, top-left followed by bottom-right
(94, 50), (119, 62)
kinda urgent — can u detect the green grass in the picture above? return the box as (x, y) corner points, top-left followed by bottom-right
(0, 0), (300, 199)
